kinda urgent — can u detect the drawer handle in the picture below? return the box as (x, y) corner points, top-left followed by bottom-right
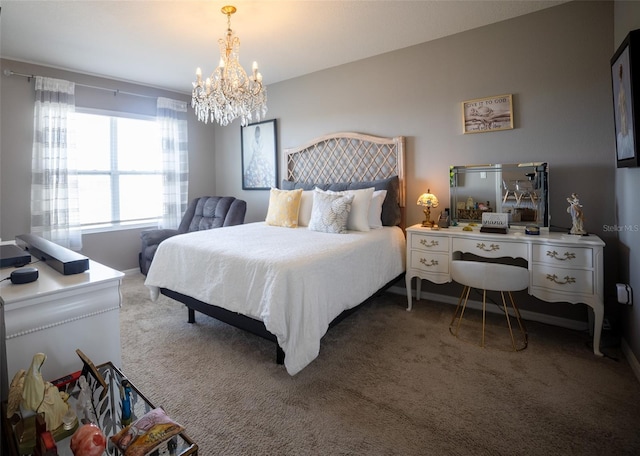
(419, 239), (439, 248)
(546, 274), (576, 285)
(476, 242), (500, 252)
(420, 258), (439, 267)
(546, 250), (576, 261)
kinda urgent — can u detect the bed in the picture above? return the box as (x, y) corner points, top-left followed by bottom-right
(144, 132), (406, 375)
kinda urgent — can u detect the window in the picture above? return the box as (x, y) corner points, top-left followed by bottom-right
(72, 110), (163, 229)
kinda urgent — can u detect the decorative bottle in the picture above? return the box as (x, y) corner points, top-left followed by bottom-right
(121, 380), (132, 426)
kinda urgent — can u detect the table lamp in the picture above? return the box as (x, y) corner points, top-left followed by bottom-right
(417, 190), (439, 227)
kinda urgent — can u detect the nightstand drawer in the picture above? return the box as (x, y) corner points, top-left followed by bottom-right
(452, 238), (527, 259)
(532, 265), (593, 294)
(409, 250), (449, 274)
(410, 233), (448, 253)
(532, 245), (593, 268)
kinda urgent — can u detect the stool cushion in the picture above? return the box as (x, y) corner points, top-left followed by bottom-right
(451, 260), (529, 292)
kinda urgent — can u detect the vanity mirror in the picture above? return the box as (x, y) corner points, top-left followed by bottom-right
(449, 162), (549, 228)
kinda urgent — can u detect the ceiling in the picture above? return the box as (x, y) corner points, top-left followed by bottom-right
(1, 1), (567, 94)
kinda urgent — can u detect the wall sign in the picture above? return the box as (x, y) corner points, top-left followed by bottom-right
(462, 94), (513, 134)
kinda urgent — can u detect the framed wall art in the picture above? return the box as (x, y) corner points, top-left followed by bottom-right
(611, 29), (640, 168)
(462, 94), (513, 134)
(241, 119), (278, 190)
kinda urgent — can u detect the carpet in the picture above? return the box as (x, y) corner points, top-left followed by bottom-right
(119, 273), (640, 455)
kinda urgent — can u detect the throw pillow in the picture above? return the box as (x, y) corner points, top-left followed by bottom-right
(369, 190), (387, 229)
(265, 188), (303, 228)
(308, 189), (354, 234)
(298, 190), (314, 226)
(325, 187), (374, 232)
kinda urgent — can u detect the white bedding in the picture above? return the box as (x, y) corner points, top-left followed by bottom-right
(144, 222), (406, 375)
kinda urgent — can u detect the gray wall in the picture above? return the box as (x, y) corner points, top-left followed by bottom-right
(214, 0), (618, 323)
(614, 1), (640, 372)
(0, 60), (217, 271)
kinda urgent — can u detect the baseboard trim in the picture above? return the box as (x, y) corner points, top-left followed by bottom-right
(388, 285), (589, 332)
(621, 338), (640, 384)
(121, 268), (141, 276)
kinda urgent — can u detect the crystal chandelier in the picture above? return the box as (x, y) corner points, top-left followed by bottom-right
(191, 5), (267, 126)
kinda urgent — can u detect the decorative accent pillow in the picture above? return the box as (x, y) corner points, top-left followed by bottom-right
(369, 190), (387, 229)
(308, 189), (354, 234)
(325, 187), (374, 232)
(265, 188), (303, 228)
(298, 190), (314, 226)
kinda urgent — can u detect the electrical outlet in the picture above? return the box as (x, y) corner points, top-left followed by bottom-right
(616, 283), (633, 305)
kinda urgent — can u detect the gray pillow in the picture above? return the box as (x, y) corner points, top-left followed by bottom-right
(281, 175), (401, 226)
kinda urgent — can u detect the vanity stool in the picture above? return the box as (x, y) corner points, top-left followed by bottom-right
(449, 260), (529, 351)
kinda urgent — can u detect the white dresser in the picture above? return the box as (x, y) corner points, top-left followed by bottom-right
(0, 253), (123, 400)
(405, 224), (605, 356)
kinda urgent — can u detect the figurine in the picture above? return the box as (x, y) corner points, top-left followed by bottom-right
(75, 375), (97, 424)
(20, 353), (71, 431)
(7, 369), (26, 419)
(567, 193), (586, 235)
(70, 423), (107, 456)
(121, 379), (132, 426)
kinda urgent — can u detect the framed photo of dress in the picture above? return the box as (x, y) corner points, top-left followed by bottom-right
(241, 119), (278, 189)
(611, 29), (640, 168)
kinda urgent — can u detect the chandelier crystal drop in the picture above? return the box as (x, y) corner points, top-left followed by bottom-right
(191, 5), (267, 126)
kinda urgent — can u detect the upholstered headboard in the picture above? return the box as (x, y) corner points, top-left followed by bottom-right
(283, 132), (406, 208)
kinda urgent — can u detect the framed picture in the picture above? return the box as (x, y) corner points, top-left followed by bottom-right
(241, 119), (278, 190)
(462, 94), (513, 134)
(611, 29), (640, 168)
(76, 349), (108, 399)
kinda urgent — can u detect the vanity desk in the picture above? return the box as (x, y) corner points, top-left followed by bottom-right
(405, 224), (605, 356)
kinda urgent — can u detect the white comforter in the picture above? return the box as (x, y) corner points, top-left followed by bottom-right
(144, 222), (406, 375)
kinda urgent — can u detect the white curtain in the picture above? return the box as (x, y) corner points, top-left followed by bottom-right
(30, 76), (82, 250)
(157, 97), (189, 229)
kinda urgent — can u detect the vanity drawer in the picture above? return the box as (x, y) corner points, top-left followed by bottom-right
(532, 245), (593, 268)
(532, 265), (593, 294)
(452, 237), (527, 259)
(410, 233), (448, 253)
(409, 250), (449, 274)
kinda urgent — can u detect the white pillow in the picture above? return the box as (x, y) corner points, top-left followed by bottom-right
(369, 190), (387, 229)
(308, 189), (354, 234)
(325, 187), (374, 232)
(298, 190), (314, 226)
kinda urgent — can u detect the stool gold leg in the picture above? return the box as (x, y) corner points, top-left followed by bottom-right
(450, 287), (466, 326)
(500, 291), (518, 351)
(508, 291), (528, 350)
(450, 286), (471, 337)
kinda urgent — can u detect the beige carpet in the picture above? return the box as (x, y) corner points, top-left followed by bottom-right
(119, 273), (640, 455)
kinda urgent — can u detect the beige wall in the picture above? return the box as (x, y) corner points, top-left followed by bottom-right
(0, 60), (217, 271)
(214, 1), (618, 324)
(614, 0), (640, 371)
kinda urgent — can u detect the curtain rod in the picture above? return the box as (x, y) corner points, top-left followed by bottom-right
(3, 69), (160, 100)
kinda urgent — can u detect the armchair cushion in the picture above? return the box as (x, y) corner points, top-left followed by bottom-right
(139, 196), (246, 274)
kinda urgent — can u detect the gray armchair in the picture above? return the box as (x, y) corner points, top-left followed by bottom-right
(139, 196), (247, 275)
